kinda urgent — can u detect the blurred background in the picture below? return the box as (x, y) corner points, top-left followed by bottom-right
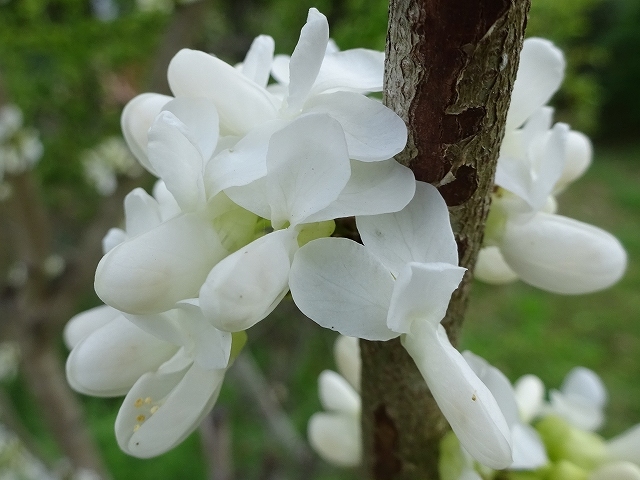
(0, 0), (638, 478)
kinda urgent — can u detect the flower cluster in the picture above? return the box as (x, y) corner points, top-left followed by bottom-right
(82, 136), (142, 196)
(312, 338), (640, 480)
(475, 38), (627, 294)
(0, 104), (43, 186)
(440, 360), (640, 480)
(65, 8), (436, 459)
(63, 9), (628, 469)
(307, 335), (361, 467)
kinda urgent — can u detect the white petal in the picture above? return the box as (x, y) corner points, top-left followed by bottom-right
(334, 335), (360, 393)
(286, 8), (329, 113)
(266, 114), (350, 228)
(474, 246), (519, 284)
(152, 180), (181, 221)
(513, 374), (545, 423)
(124, 188), (162, 238)
(121, 93), (173, 174)
(607, 424), (640, 464)
(506, 38), (565, 131)
(311, 48), (385, 95)
(270, 54), (290, 85)
(66, 315), (177, 397)
(318, 370), (360, 415)
(147, 111), (206, 212)
(529, 121), (569, 210)
(554, 130), (592, 193)
(495, 131), (534, 206)
(402, 323), (512, 470)
(561, 367), (607, 409)
(500, 212), (627, 294)
(357, 182), (458, 277)
(205, 120), (285, 197)
(308, 412), (361, 467)
(496, 117), (568, 211)
(199, 229), (296, 332)
(167, 49), (278, 136)
(303, 92), (407, 161)
(240, 35), (275, 88)
(126, 301), (232, 370)
(115, 361), (225, 458)
(387, 262), (465, 334)
(459, 468), (483, 480)
(162, 97), (220, 162)
(102, 228), (127, 254)
(290, 237), (397, 341)
(548, 389), (605, 431)
(63, 305), (120, 349)
(462, 351), (520, 427)
(95, 213), (227, 314)
(589, 462), (640, 480)
(224, 176), (271, 220)
(510, 423), (549, 470)
(305, 159), (415, 223)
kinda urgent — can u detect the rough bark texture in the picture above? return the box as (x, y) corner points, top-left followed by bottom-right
(361, 1), (530, 479)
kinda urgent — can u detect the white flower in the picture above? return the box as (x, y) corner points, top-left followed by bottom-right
(95, 102), (263, 315)
(199, 112), (414, 332)
(464, 351), (548, 471)
(0, 104), (44, 181)
(547, 366), (608, 431)
(65, 301), (232, 458)
(607, 424), (640, 467)
(476, 38), (627, 294)
(120, 9), (407, 196)
(513, 367), (607, 431)
(290, 182), (512, 469)
(308, 336), (361, 467)
(83, 136), (142, 196)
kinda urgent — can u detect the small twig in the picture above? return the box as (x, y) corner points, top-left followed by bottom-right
(200, 407), (234, 480)
(229, 352), (314, 468)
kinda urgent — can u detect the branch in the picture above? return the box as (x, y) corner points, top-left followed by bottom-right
(360, 1), (530, 478)
(200, 407), (234, 480)
(229, 352), (315, 473)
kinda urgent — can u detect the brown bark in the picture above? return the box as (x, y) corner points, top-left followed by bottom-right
(360, 1), (530, 479)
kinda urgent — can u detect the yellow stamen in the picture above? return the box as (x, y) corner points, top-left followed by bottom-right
(134, 398), (144, 408)
(136, 414), (146, 423)
(133, 424), (140, 432)
(150, 405), (159, 415)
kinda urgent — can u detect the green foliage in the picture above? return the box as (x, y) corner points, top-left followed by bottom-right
(526, 0), (606, 135)
(595, 0), (640, 142)
(0, 0), (165, 210)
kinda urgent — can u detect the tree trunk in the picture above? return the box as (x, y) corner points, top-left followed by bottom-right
(360, 1), (530, 479)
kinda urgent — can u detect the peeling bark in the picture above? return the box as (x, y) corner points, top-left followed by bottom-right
(361, 1), (530, 479)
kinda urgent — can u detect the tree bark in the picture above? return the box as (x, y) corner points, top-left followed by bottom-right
(360, 1), (530, 479)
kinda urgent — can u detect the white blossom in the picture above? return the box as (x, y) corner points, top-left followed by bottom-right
(290, 182), (512, 469)
(464, 352), (548, 471)
(82, 136), (142, 196)
(477, 38), (627, 295)
(0, 104), (44, 182)
(308, 337), (361, 467)
(65, 301), (232, 458)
